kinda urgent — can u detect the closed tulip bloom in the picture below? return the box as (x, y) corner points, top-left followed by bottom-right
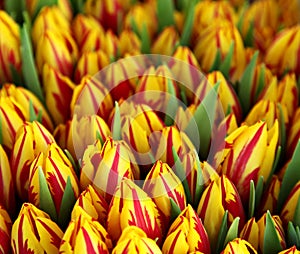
(151, 27), (179, 56)
(221, 238), (257, 254)
(59, 210), (113, 253)
(287, 108), (300, 159)
(173, 105), (196, 131)
(280, 181), (300, 227)
(11, 121), (55, 200)
(28, 143), (79, 215)
(279, 246), (300, 254)
(162, 204), (210, 254)
(240, 213), (286, 252)
(218, 121), (279, 202)
(119, 30), (141, 56)
(11, 203), (63, 254)
(31, 6), (71, 48)
(71, 75), (113, 121)
(71, 185), (108, 226)
(107, 179), (163, 244)
(0, 145), (15, 215)
(112, 226), (162, 254)
(278, 0), (300, 27)
(265, 25), (300, 77)
(197, 175), (246, 251)
(0, 205), (11, 254)
(0, 10), (21, 84)
(194, 19), (246, 82)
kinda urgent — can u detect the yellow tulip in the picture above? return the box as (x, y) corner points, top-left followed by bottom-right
(119, 30), (141, 56)
(279, 246), (300, 254)
(0, 205), (11, 254)
(221, 238), (257, 254)
(287, 108), (300, 159)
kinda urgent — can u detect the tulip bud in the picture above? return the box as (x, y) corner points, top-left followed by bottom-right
(71, 185), (108, 226)
(218, 121), (279, 203)
(28, 143), (79, 215)
(265, 25), (300, 78)
(278, 0), (300, 27)
(240, 213), (286, 252)
(162, 204), (210, 254)
(173, 104), (196, 131)
(194, 19), (246, 82)
(119, 30), (141, 56)
(280, 181), (300, 227)
(221, 238), (257, 254)
(71, 75), (114, 121)
(279, 246), (300, 254)
(112, 226), (162, 254)
(0, 205), (11, 254)
(151, 26), (179, 56)
(11, 121), (55, 200)
(36, 30), (78, 77)
(0, 145), (15, 215)
(11, 203), (63, 254)
(197, 175), (246, 251)
(287, 108), (300, 159)
(80, 137), (140, 202)
(107, 179), (163, 244)
(59, 210), (113, 253)
(0, 10), (21, 84)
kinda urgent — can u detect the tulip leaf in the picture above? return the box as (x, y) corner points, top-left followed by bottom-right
(293, 197), (300, 227)
(64, 149), (80, 177)
(29, 99), (42, 123)
(287, 222), (300, 249)
(216, 210), (228, 254)
(180, 0), (195, 46)
(172, 146), (192, 204)
(170, 198), (182, 221)
(245, 20), (254, 47)
(175, 0), (188, 11)
(266, 146), (281, 187)
(194, 151), (204, 207)
(141, 23), (151, 54)
(277, 103), (286, 153)
(5, 0), (25, 23)
(58, 176), (76, 229)
(9, 64), (23, 86)
(209, 49), (222, 72)
(224, 217), (240, 248)
(185, 82), (220, 159)
(20, 25), (45, 105)
(255, 176), (264, 211)
(180, 89), (188, 106)
(255, 64), (266, 101)
(38, 166), (57, 221)
(112, 101), (122, 140)
(70, 0), (84, 15)
(238, 51), (259, 115)
(165, 79), (177, 126)
(33, 0), (58, 20)
(23, 11), (32, 33)
(96, 130), (104, 146)
(157, 0), (175, 32)
(263, 211), (283, 254)
(219, 41), (235, 79)
(278, 140), (300, 211)
(248, 180), (255, 219)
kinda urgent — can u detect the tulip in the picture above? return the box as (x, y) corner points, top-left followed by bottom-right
(11, 203), (63, 254)
(265, 25), (300, 77)
(11, 121), (55, 200)
(194, 19), (246, 82)
(0, 145), (15, 215)
(42, 64), (75, 125)
(279, 246), (300, 254)
(197, 175), (246, 251)
(107, 179), (163, 244)
(221, 238), (257, 254)
(105, 30), (119, 59)
(28, 143), (79, 216)
(36, 30), (78, 77)
(71, 185), (108, 226)
(71, 75), (114, 121)
(151, 26), (179, 56)
(0, 205), (11, 254)
(31, 6), (71, 48)
(80, 137), (140, 203)
(217, 121), (279, 203)
(119, 30), (141, 56)
(240, 213), (286, 252)
(173, 104), (196, 131)
(143, 160), (186, 224)
(112, 226), (162, 254)
(241, 0), (280, 53)
(0, 10), (21, 84)
(280, 180), (300, 227)
(278, 0), (300, 27)
(60, 209), (113, 253)
(162, 204), (210, 254)
(287, 108), (300, 159)
(0, 83), (54, 131)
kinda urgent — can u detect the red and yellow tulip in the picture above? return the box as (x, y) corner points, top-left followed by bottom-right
(0, 205), (11, 254)
(221, 238), (257, 254)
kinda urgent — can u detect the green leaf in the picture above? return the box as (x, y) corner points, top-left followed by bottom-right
(219, 41), (235, 79)
(64, 149), (80, 177)
(23, 11), (32, 34)
(278, 140), (300, 211)
(175, 0), (188, 11)
(58, 176), (76, 229)
(180, 88), (188, 106)
(216, 210), (228, 254)
(96, 130), (104, 146)
(287, 222), (300, 249)
(141, 23), (151, 54)
(255, 64), (266, 101)
(238, 51), (259, 115)
(277, 103), (286, 153)
(70, 0), (84, 15)
(9, 64), (23, 86)
(263, 211), (284, 254)
(224, 217), (240, 247)
(236, 1), (249, 34)
(157, 0), (175, 32)
(180, 0), (195, 46)
(172, 147), (192, 204)
(255, 176), (264, 211)
(194, 151), (204, 207)
(245, 20), (254, 47)
(209, 49), (222, 72)
(5, 0), (25, 23)
(20, 25), (45, 104)
(266, 146), (281, 187)
(170, 198), (182, 221)
(130, 17), (140, 37)
(248, 180), (255, 219)
(164, 79), (178, 126)
(294, 197), (300, 227)
(112, 101), (122, 140)
(38, 166), (57, 221)
(185, 82), (220, 159)
(33, 0), (58, 20)
(29, 100), (36, 122)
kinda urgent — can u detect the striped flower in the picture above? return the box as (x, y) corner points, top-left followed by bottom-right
(221, 238), (257, 254)
(0, 205), (11, 254)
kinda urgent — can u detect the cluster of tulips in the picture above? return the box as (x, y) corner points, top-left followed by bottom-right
(0, 0), (300, 253)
